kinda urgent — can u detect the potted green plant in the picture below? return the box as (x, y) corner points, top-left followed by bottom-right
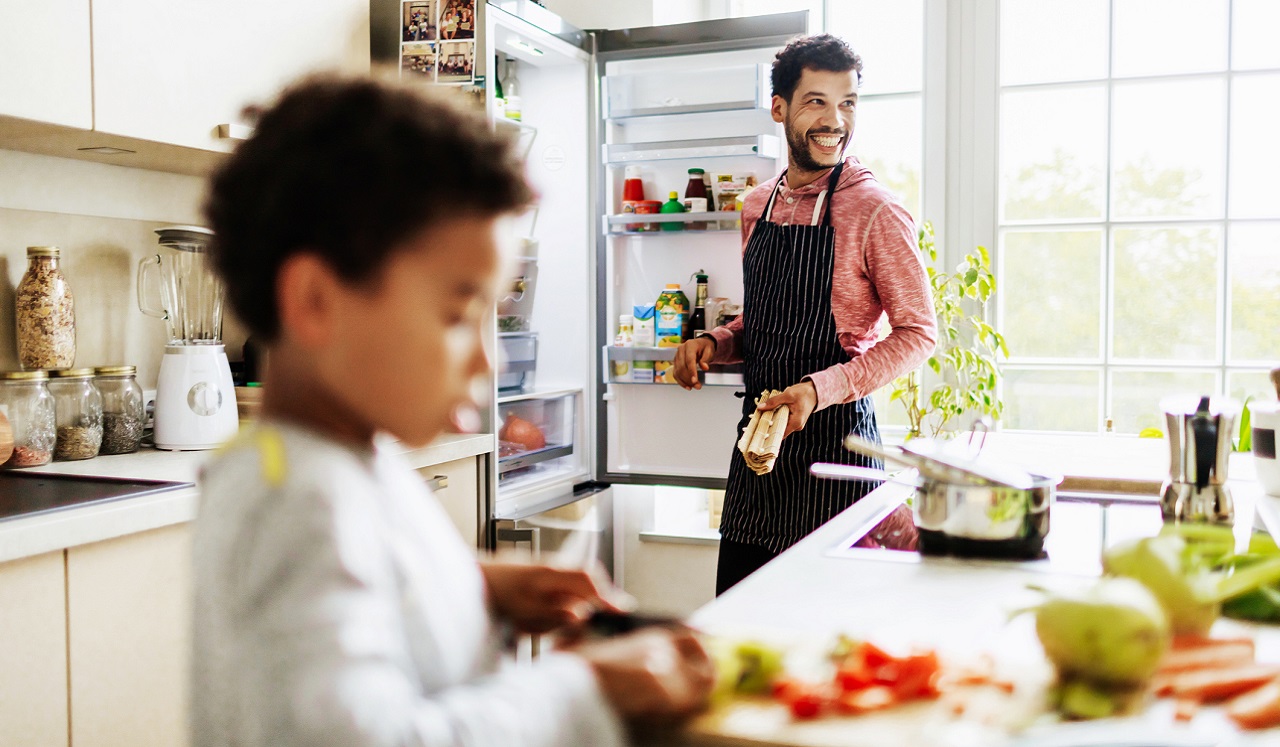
(889, 221), (1009, 439)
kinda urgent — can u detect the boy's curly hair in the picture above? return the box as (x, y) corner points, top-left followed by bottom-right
(771, 34), (864, 103)
(204, 75), (533, 341)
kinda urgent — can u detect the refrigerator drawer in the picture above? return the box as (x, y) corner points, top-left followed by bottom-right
(497, 390), (576, 483)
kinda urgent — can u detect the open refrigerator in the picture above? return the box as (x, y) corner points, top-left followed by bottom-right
(372, 1), (807, 571)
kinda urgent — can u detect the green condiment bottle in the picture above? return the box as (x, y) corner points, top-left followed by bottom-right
(659, 191), (685, 231)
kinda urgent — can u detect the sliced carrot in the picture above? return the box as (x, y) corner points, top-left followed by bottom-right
(1171, 635), (1255, 651)
(1226, 678), (1280, 730)
(1164, 664), (1280, 702)
(1173, 698), (1199, 722)
(1159, 640), (1257, 675)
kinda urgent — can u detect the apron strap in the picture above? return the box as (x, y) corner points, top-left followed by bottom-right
(762, 161), (847, 226)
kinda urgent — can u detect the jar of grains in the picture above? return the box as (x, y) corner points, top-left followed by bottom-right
(94, 366), (145, 455)
(48, 368), (101, 460)
(0, 370), (56, 468)
(16, 246), (76, 370)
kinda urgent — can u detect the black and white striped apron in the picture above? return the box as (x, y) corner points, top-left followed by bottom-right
(719, 163), (884, 554)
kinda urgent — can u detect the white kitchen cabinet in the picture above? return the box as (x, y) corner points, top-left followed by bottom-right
(418, 456), (484, 549)
(91, 0), (369, 153)
(0, 551), (69, 747)
(0, 0), (92, 128)
(67, 523), (192, 747)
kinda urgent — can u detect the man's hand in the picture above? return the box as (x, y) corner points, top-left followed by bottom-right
(479, 562), (630, 634)
(672, 336), (716, 390)
(757, 380), (819, 437)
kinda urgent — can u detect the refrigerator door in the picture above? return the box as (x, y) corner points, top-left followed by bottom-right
(493, 483), (614, 577)
(593, 12), (809, 489)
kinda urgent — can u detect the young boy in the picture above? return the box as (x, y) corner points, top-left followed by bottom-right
(193, 76), (714, 746)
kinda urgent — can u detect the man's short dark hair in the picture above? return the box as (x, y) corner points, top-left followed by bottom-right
(204, 75), (533, 341)
(771, 34), (864, 103)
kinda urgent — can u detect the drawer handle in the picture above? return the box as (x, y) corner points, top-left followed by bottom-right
(426, 474), (449, 491)
(216, 123), (253, 141)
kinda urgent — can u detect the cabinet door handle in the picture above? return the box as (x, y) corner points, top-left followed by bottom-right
(216, 123), (253, 141)
(426, 474), (448, 491)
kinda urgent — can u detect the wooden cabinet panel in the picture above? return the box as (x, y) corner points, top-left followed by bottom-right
(0, 0), (92, 128)
(418, 456), (483, 548)
(91, 0), (369, 151)
(67, 523), (192, 747)
(0, 551), (69, 747)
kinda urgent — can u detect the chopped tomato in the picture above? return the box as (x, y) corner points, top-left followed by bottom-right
(892, 652), (941, 699)
(836, 685), (898, 715)
(860, 641), (895, 670)
(836, 661), (875, 692)
(788, 689), (828, 720)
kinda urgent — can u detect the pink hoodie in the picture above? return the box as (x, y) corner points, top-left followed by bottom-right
(705, 156), (937, 412)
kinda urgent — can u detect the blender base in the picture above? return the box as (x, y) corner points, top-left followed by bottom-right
(153, 344), (239, 451)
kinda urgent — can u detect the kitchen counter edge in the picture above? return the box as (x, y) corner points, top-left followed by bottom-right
(0, 432), (495, 564)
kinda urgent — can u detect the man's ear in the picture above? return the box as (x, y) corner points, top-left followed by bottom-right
(276, 253), (337, 349)
(770, 94), (787, 124)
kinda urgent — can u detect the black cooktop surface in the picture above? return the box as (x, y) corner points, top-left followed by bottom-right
(0, 472), (193, 522)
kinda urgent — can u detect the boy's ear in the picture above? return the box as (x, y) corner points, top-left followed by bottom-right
(275, 253), (337, 349)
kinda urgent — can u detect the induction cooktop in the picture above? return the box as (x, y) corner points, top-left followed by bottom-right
(0, 472), (193, 522)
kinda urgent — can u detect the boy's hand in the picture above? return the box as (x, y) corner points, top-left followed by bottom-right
(479, 562), (630, 634)
(568, 627), (716, 724)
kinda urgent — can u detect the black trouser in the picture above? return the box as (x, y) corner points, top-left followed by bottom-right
(715, 538), (781, 596)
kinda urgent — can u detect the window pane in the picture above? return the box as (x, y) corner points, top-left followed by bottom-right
(1228, 370), (1277, 404)
(1001, 230), (1103, 359)
(1230, 74), (1280, 219)
(1112, 79), (1226, 220)
(1110, 369), (1218, 434)
(1113, 0), (1228, 77)
(1003, 368), (1100, 432)
(1232, 0), (1280, 70)
(1112, 226), (1222, 361)
(871, 384), (911, 430)
(1000, 0), (1108, 85)
(851, 95), (922, 219)
(827, 0), (923, 94)
(1229, 222), (1280, 362)
(1000, 85), (1106, 221)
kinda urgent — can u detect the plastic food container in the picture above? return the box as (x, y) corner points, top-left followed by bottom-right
(498, 332), (537, 392)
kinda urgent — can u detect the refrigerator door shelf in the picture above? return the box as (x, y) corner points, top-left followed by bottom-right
(603, 134), (780, 164)
(604, 211), (739, 233)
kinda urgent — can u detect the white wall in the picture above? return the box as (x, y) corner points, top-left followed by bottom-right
(0, 150), (246, 388)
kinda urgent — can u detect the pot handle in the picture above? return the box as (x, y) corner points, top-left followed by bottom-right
(137, 254), (168, 320)
(810, 463), (891, 482)
(1191, 395), (1216, 491)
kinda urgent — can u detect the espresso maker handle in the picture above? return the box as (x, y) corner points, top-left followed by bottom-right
(1190, 396), (1216, 491)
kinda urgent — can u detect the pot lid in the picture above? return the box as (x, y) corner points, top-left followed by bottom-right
(155, 225), (213, 251)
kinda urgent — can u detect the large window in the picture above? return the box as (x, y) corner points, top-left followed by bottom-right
(998, 0), (1280, 433)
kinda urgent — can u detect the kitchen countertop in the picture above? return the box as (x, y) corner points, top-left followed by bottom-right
(682, 471), (1280, 746)
(0, 431), (493, 563)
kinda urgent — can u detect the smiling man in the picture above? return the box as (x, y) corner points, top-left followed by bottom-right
(673, 34), (938, 595)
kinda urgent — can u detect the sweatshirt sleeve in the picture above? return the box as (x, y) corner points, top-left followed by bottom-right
(216, 480), (627, 747)
(805, 201), (937, 409)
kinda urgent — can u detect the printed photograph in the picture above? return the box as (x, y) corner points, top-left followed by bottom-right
(401, 0), (438, 42)
(400, 43), (437, 81)
(439, 0), (475, 41)
(436, 40), (475, 83)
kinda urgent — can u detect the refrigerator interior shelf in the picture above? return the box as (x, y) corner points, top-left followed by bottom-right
(611, 374), (744, 388)
(604, 211), (739, 234)
(604, 63), (770, 120)
(603, 134), (779, 163)
(498, 442), (575, 474)
(605, 346), (675, 362)
(494, 117), (538, 134)
(497, 385), (584, 405)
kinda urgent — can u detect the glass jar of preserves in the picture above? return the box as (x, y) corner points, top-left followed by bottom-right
(0, 371), (56, 468)
(16, 246), (76, 370)
(94, 365), (145, 455)
(48, 368), (101, 461)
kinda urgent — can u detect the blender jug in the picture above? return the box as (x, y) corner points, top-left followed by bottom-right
(1160, 394), (1238, 524)
(137, 226), (223, 344)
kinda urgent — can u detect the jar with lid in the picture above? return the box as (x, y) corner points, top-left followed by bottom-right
(0, 371), (56, 468)
(47, 368), (102, 461)
(94, 366), (144, 455)
(683, 168), (709, 230)
(15, 246), (76, 370)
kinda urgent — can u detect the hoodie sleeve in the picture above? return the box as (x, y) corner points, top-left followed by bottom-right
(804, 201), (937, 409)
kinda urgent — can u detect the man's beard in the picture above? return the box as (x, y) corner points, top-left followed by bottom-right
(785, 118), (847, 173)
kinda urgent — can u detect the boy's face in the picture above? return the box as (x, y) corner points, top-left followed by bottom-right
(328, 214), (503, 446)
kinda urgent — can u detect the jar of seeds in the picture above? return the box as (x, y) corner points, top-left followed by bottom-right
(16, 246), (76, 370)
(48, 368), (101, 460)
(0, 370), (56, 468)
(94, 366), (144, 455)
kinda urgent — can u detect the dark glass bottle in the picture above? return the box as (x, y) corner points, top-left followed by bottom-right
(687, 271), (709, 340)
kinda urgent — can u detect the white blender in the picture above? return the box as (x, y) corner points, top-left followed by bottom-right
(137, 226), (238, 450)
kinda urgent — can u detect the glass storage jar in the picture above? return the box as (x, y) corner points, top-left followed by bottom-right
(0, 370), (56, 468)
(48, 368), (102, 461)
(94, 365), (144, 455)
(15, 246), (76, 370)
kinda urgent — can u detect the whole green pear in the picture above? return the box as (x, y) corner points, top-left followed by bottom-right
(1102, 535), (1219, 636)
(1034, 577), (1170, 687)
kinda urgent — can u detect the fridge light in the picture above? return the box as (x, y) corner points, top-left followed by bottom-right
(509, 39), (544, 56)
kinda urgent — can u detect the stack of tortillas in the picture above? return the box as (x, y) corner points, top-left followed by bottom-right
(737, 390), (789, 475)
